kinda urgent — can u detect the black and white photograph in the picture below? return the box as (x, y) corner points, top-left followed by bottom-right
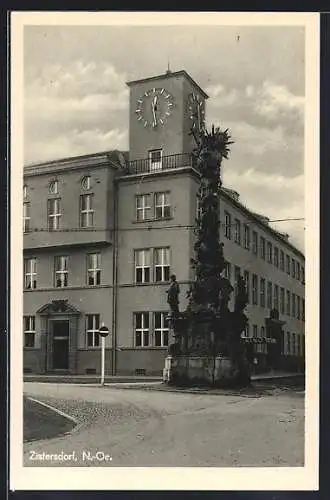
(10, 11), (319, 491)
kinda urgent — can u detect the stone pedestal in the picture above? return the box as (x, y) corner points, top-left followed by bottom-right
(162, 355), (173, 383)
(164, 354), (250, 388)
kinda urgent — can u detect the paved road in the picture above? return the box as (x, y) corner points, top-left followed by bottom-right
(23, 382), (304, 467)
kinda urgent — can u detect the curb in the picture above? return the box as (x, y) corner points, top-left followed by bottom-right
(25, 397), (84, 443)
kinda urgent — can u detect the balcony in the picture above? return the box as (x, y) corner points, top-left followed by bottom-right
(125, 153), (196, 175)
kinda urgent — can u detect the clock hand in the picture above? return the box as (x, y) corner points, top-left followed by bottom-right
(152, 96), (158, 127)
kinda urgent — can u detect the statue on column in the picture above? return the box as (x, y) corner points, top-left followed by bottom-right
(166, 274), (182, 355)
(166, 274), (180, 316)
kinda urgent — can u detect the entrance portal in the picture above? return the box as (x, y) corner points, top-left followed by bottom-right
(52, 320), (69, 370)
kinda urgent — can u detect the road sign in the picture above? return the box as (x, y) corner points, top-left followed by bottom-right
(99, 326), (110, 337)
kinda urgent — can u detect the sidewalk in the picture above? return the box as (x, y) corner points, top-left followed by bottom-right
(23, 374), (162, 384)
(251, 371), (304, 381)
(24, 371), (304, 385)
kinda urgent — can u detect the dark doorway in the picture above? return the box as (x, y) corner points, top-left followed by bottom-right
(52, 320), (69, 370)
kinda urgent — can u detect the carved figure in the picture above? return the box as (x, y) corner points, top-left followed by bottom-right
(167, 274), (180, 314)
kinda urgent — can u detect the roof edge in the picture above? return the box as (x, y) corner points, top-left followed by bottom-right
(126, 70), (209, 99)
(220, 188), (305, 260)
(24, 150), (128, 176)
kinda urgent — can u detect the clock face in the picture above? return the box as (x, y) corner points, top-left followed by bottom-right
(188, 92), (205, 132)
(135, 87), (174, 128)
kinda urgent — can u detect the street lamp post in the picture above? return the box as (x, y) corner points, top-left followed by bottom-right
(98, 323), (110, 386)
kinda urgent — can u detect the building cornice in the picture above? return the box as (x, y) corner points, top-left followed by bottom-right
(23, 150), (126, 177)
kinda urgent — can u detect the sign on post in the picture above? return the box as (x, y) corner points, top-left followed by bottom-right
(98, 324), (110, 386)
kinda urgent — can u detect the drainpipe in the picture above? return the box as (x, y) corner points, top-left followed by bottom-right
(111, 178), (119, 375)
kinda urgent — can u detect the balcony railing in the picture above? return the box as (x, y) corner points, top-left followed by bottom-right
(125, 153), (195, 175)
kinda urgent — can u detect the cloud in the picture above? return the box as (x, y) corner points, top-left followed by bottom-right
(254, 80), (304, 122)
(206, 80), (304, 139)
(24, 62), (129, 163)
(25, 128), (128, 164)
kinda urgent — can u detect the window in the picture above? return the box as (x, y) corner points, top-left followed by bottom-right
(23, 316), (36, 348)
(267, 242), (272, 264)
(292, 293), (296, 318)
(280, 250), (285, 271)
(87, 253), (101, 286)
(280, 287), (285, 314)
(135, 249), (151, 284)
(274, 247), (279, 267)
(252, 231), (258, 255)
(297, 334), (301, 357)
(224, 211), (231, 239)
(23, 202), (30, 233)
(301, 266), (305, 284)
(24, 258), (37, 289)
(296, 262), (301, 281)
(154, 312), (169, 347)
(260, 237), (266, 260)
(81, 175), (91, 190)
(49, 179), (58, 194)
(302, 335), (305, 357)
(286, 255), (290, 274)
(252, 274), (258, 305)
(234, 266), (241, 295)
(260, 278), (265, 307)
(286, 290), (291, 316)
(245, 324), (250, 337)
(149, 149), (162, 171)
(243, 224), (250, 250)
(243, 270), (250, 303)
(23, 184), (28, 199)
(292, 333), (296, 356)
(86, 314), (100, 347)
(154, 247), (170, 282)
(253, 325), (258, 338)
(136, 194), (151, 221)
(48, 198), (61, 231)
(267, 281), (272, 309)
(287, 332), (291, 355)
(134, 312), (149, 347)
(302, 298), (305, 321)
(291, 258), (296, 278)
(155, 192), (171, 219)
(261, 326), (265, 338)
(274, 284), (279, 310)
(54, 256), (68, 288)
(234, 219), (241, 244)
(297, 296), (301, 320)
(225, 261), (232, 282)
(80, 194), (94, 228)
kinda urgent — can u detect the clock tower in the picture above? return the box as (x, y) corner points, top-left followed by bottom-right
(126, 70), (208, 163)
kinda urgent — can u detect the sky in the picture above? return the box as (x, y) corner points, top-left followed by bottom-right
(23, 23), (305, 251)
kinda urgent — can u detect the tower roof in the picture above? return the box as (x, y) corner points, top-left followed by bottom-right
(126, 69), (209, 99)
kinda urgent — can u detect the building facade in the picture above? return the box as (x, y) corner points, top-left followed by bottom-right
(23, 70), (305, 375)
